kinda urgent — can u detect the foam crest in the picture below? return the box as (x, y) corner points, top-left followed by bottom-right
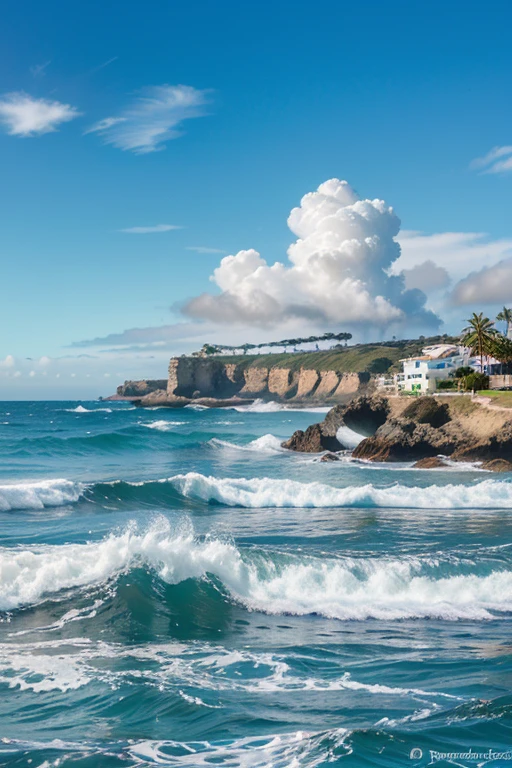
(65, 405), (112, 413)
(143, 420), (186, 431)
(209, 434), (284, 453)
(0, 479), (84, 512)
(233, 399), (330, 414)
(169, 472), (512, 509)
(0, 519), (245, 611)
(1, 519), (512, 619)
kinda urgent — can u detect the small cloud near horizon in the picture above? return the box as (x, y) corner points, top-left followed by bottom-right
(0, 92), (80, 137)
(119, 224), (182, 234)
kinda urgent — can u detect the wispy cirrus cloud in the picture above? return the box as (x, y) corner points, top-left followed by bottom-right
(186, 246), (226, 254)
(0, 92), (80, 137)
(30, 61), (51, 78)
(85, 84), (211, 154)
(470, 145), (512, 174)
(119, 224), (182, 234)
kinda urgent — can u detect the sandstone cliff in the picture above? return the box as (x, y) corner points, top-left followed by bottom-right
(166, 357), (370, 403)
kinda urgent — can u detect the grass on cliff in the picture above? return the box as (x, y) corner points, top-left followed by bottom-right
(476, 390), (512, 408)
(213, 336), (457, 375)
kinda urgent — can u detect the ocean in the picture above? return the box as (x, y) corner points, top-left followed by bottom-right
(1, 400), (512, 767)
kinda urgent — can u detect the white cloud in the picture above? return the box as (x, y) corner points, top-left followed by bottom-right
(182, 179), (440, 332)
(0, 355), (15, 368)
(470, 145), (512, 174)
(119, 224), (181, 234)
(186, 246), (226, 254)
(395, 230), (512, 283)
(451, 258), (512, 306)
(0, 92), (80, 137)
(29, 370), (36, 377)
(401, 260), (451, 292)
(86, 84), (211, 154)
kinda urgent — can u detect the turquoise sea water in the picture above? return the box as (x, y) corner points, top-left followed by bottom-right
(1, 400), (512, 767)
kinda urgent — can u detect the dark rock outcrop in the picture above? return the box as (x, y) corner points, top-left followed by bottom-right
(401, 398), (450, 428)
(282, 424), (341, 453)
(320, 452), (341, 462)
(352, 416), (459, 462)
(117, 380), (168, 397)
(282, 395), (389, 453)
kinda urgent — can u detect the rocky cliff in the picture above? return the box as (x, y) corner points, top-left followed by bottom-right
(283, 395), (512, 471)
(166, 357), (370, 403)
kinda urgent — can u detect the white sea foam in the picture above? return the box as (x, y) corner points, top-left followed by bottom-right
(1, 519), (511, 619)
(185, 403), (209, 411)
(336, 425), (365, 449)
(0, 636), (456, 701)
(209, 434), (284, 453)
(142, 420), (186, 431)
(233, 399), (330, 414)
(128, 729), (350, 767)
(0, 479), (84, 512)
(65, 405), (112, 413)
(169, 472), (512, 510)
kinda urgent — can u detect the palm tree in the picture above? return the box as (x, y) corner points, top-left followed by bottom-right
(497, 306), (512, 340)
(461, 312), (498, 372)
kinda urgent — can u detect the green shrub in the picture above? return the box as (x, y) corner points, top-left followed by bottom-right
(463, 372), (489, 391)
(437, 379), (456, 390)
(366, 357), (393, 374)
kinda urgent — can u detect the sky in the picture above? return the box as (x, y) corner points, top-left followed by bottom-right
(1, 0), (512, 398)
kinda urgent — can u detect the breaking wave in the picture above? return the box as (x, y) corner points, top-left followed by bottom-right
(169, 473), (512, 509)
(233, 399), (330, 414)
(0, 479), (84, 512)
(209, 434), (284, 453)
(142, 420), (186, 431)
(4, 474), (512, 512)
(1, 518), (512, 619)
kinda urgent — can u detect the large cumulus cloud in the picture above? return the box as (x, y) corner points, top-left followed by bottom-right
(183, 179), (441, 331)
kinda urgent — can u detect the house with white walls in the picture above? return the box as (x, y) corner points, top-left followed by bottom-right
(398, 345), (477, 393)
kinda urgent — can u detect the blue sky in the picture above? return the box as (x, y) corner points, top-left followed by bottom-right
(1, 0), (512, 397)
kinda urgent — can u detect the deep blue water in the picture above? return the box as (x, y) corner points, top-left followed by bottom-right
(1, 400), (512, 767)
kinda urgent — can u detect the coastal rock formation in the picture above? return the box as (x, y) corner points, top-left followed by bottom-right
(117, 380), (168, 397)
(412, 456), (448, 469)
(283, 394), (512, 469)
(283, 395), (388, 452)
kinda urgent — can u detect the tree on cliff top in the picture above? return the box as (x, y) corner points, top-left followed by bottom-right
(496, 306), (512, 339)
(461, 313), (498, 370)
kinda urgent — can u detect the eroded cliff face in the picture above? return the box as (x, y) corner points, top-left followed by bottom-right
(166, 357), (370, 402)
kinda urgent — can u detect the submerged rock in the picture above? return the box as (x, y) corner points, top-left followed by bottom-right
(412, 456), (448, 469)
(320, 452), (341, 462)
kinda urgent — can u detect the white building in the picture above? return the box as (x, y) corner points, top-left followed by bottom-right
(398, 345), (477, 393)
